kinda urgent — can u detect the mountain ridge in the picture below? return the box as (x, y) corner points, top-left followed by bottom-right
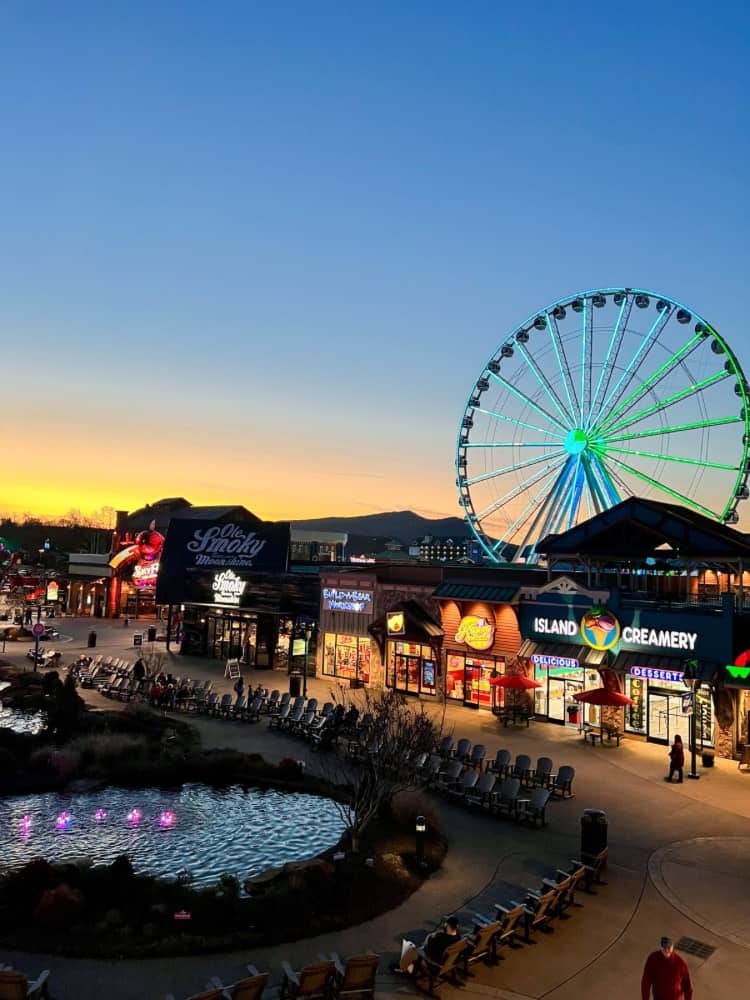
(292, 509), (471, 541)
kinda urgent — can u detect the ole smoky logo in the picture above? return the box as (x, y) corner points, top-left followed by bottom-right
(579, 606), (621, 652)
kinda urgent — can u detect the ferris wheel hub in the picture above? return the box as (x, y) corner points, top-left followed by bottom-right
(565, 428), (589, 456)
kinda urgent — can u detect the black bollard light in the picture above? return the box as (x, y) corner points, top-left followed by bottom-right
(415, 815), (427, 869)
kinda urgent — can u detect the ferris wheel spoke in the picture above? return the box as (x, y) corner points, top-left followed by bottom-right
(593, 332), (710, 436)
(489, 371), (569, 434)
(520, 457), (579, 553)
(546, 313), (579, 420)
(464, 440), (564, 448)
(464, 448), (566, 487)
(582, 458), (607, 515)
(475, 454), (567, 523)
(492, 472), (563, 556)
(606, 445), (738, 472)
(607, 414), (742, 444)
(604, 454), (723, 519)
(475, 406), (563, 438)
(588, 451), (623, 506)
(592, 306), (673, 429)
(515, 342), (575, 428)
(587, 294), (633, 428)
(580, 298), (593, 426)
(539, 459), (582, 540)
(603, 370), (730, 438)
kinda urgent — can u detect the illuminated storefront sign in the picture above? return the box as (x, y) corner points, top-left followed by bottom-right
(322, 588), (373, 613)
(455, 615), (495, 651)
(212, 569), (247, 606)
(45, 580), (59, 602)
(531, 654), (579, 670)
(386, 612), (405, 636)
(132, 561), (160, 589)
(629, 665), (684, 684)
(621, 626), (697, 650)
(533, 617), (578, 637)
(580, 607), (621, 651)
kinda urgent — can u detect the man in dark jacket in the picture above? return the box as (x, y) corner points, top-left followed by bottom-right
(641, 937), (693, 999)
(392, 915), (463, 973)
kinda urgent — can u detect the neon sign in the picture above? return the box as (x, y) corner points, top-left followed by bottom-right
(212, 570), (247, 606)
(322, 588), (373, 613)
(629, 666), (684, 683)
(580, 607), (621, 651)
(622, 626), (697, 650)
(533, 616), (578, 637)
(531, 654), (579, 670)
(133, 561), (160, 588)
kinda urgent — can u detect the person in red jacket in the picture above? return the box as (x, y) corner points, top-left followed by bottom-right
(641, 937), (693, 999)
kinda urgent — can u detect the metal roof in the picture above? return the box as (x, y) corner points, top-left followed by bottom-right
(433, 582), (519, 603)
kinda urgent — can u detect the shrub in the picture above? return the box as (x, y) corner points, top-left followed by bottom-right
(34, 883), (84, 929)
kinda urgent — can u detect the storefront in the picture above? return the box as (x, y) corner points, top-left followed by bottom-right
(156, 512), (318, 669)
(517, 575), (727, 743)
(370, 601), (443, 698)
(434, 584), (522, 710)
(317, 579), (375, 685)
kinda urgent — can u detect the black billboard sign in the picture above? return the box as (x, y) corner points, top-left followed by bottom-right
(155, 517), (290, 605)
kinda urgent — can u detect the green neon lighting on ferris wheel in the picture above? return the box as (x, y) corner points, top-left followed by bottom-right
(464, 449), (566, 486)
(605, 446), (738, 471)
(598, 332), (704, 432)
(601, 370), (729, 437)
(605, 454), (720, 518)
(475, 407), (561, 438)
(488, 370), (569, 434)
(606, 415), (742, 443)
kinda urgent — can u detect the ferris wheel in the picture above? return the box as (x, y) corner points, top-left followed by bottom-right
(456, 287), (750, 563)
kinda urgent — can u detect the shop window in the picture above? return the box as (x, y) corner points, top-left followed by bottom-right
(626, 676), (647, 734)
(323, 633), (371, 682)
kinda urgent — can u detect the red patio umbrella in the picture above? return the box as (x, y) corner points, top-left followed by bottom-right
(489, 673), (542, 689)
(573, 687), (634, 707)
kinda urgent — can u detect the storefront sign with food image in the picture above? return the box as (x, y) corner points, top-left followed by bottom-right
(579, 606), (621, 651)
(455, 614), (495, 651)
(386, 611), (405, 636)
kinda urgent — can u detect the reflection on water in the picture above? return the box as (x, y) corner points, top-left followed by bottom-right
(0, 707), (45, 734)
(0, 784), (346, 888)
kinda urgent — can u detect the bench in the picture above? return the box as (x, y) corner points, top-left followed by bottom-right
(583, 725), (622, 747)
(494, 707), (535, 728)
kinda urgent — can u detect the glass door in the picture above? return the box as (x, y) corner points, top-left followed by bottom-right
(547, 678), (565, 722)
(648, 690), (685, 744)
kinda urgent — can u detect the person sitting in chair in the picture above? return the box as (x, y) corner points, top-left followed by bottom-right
(391, 915), (463, 974)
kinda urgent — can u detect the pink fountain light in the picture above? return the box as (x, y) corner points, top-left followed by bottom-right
(55, 811), (73, 830)
(20, 815), (32, 835)
(127, 808), (142, 825)
(158, 810), (175, 828)
(94, 808), (107, 822)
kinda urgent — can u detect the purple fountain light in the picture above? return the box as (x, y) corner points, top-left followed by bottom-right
(94, 808), (107, 822)
(55, 811), (73, 830)
(127, 808), (142, 825)
(158, 810), (175, 828)
(20, 815), (32, 835)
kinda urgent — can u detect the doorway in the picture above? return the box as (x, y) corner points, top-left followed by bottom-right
(647, 689), (686, 745)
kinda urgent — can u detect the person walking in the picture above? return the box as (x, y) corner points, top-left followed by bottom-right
(666, 735), (685, 783)
(641, 936), (693, 999)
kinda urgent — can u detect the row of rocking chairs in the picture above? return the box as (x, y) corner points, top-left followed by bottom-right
(167, 953), (379, 1000)
(405, 854), (607, 995)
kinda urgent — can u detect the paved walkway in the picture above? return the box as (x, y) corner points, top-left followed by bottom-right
(2, 618), (749, 999)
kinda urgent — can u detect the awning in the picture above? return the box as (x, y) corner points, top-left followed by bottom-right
(518, 639), (607, 667)
(433, 583), (519, 603)
(368, 599), (444, 656)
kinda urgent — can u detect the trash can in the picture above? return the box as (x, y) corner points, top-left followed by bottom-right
(566, 705), (580, 726)
(701, 749), (715, 768)
(289, 673), (302, 698)
(147, 626), (157, 643)
(580, 808), (607, 858)
(87, 629), (97, 649)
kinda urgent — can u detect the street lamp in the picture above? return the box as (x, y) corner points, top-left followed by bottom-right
(303, 626), (313, 698)
(415, 815), (427, 870)
(683, 660), (700, 781)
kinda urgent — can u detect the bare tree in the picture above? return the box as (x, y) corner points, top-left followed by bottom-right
(318, 687), (441, 851)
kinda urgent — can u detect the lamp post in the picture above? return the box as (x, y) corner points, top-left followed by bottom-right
(415, 815), (427, 870)
(303, 626), (313, 698)
(683, 660), (700, 780)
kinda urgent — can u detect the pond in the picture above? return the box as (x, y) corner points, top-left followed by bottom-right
(0, 706), (45, 734)
(0, 784), (347, 889)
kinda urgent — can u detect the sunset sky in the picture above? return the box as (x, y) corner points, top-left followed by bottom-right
(1, 2), (749, 527)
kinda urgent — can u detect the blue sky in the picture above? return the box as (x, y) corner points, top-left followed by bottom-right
(1, 1), (748, 524)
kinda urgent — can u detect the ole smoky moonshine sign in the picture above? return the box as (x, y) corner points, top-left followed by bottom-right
(155, 517), (290, 605)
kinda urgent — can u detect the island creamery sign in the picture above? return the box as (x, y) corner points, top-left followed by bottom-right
(532, 610), (697, 651)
